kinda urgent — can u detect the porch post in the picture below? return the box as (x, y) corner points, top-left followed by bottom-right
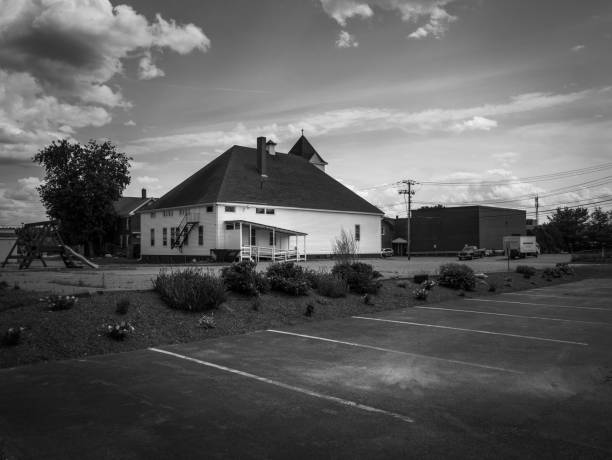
(272, 228), (275, 261)
(239, 222), (243, 260)
(249, 223), (253, 261)
(304, 235), (307, 261)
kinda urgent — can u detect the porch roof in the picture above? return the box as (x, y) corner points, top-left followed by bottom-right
(225, 220), (308, 236)
(392, 237), (408, 244)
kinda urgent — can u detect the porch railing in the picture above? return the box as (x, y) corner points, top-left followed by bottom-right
(240, 246), (303, 262)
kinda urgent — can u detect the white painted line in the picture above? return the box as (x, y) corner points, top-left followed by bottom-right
(469, 298), (609, 311)
(504, 293), (579, 300)
(415, 306), (612, 326)
(352, 316), (589, 346)
(267, 329), (522, 374)
(149, 347), (414, 424)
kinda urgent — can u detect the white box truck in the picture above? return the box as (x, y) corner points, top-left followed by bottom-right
(503, 236), (539, 258)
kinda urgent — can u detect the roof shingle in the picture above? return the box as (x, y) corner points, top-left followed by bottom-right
(149, 144), (382, 214)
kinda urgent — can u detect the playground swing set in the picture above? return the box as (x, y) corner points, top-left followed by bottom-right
(1, 221), (98, 269)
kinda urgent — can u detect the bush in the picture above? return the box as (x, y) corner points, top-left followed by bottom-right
(316, 273), (348, 298)
(42, 294), (77, 311)
(105, 321), (135, 340)
(332, 262), (382, 294)
(438, 263), (476, 291)
(266, 262), (310, 296)
(221, 261), (269, 296)
(556, 262), (574, 275)
(0, 280), (8, 290)
(516, 265), (536, 279)
(413, 274), (429, 284)
(542, 267), (562, 279)
(332, 228), (358, 265)
(2, 326), (24, 346)
(154, 268), (227, 311)
(115, 298), (130, 315)
(413, 287), (429, 300)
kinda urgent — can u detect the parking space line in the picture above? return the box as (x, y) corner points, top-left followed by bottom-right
(267, 329), (522, 374)
(504, 293), (579, 300)
(415, 306), (612, 326)
(469, 298), (609, 311)
(149, 347), (414, 424)
(352, 316), (589, 346)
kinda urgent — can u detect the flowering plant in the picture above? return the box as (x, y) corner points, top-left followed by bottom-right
(105, 321), (135, 340)
(198, 313), (215, 329)
(41, 295), (77, 311)
(2, 326), (25, 346)
(413, 287), (429, 300)
(421, 280), (436, 291)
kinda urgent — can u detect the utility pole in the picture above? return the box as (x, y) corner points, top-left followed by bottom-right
(398, 180), (416, 260)
(535, 195), (539, 227)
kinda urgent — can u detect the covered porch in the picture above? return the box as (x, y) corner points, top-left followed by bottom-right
(224, 220), (308, 262)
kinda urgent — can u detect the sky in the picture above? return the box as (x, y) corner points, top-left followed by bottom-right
(1, 0), (611, 225)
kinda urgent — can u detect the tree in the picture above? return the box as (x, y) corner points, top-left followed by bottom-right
(586, 207), (612, 249)
(34, 139), (131, 255)
(547, 207), (589, 252)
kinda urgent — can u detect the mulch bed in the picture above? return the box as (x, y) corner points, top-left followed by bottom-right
(1, 265), (611, 369)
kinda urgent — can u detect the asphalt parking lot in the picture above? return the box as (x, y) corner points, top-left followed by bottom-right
(1, 278), (611, 459)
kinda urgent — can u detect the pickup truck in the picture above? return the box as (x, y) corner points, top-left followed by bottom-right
(458, 245), (485, 260)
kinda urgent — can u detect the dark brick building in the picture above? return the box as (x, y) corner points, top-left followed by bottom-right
(386, 206), (526, 255)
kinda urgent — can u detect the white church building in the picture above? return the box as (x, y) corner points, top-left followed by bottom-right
(139, 135), (383, 262)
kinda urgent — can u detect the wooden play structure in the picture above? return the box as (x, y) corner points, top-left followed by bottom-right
(1, 221), (98, 269)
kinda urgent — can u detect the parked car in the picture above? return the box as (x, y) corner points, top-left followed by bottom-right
(458, 245), (485, 260)
(381, 248), (394, 258)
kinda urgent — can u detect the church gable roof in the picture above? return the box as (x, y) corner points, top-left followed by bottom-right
(288, 135), (328, 165)
(148, 143), (381, 215)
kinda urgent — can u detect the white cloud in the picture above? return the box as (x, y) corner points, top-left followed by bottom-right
(0, 0), (210, 162)
(0, 176), (46, 223)
(124, 89), (597, 159)
(336, 30), (359, 48)
(138, 52), (165, 80)
(491, 152), (520, 167)
(137, 176), (159, 184)
(320, 0), (458, 39)
(571, 45), (585, 52)
(449, 116), (497, 133)
(124, 120), (136, 126)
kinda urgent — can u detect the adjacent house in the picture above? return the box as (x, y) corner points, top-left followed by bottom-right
(112, 189), (156, 258)
(139, 135), (384, 262)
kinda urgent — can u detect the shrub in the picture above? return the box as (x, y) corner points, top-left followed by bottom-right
(413, 287), (429, 300)
(42, 294), (77, 311)
(556, 262), (574, 275)
(154, 268), (227, 311)
(542, 267), (562, 279)
(198, 313), (215, 329)
(316, 273), (348, 298)
(2, 326), (24, 346)
(105, 321), (135, 340)
(266, 262), (310, 296)
(488, 282), (497, 292)
(115, 298), (130, 315)
(438, 263), (476, 291)
(332, 228), (359, 265)
(421, 280), (436, 291)
(516, 265), (536, 279)
(221, 260), (269, 296)
(413, 274), (429, 284)
(332, 262), (382, 294)
(0, 280), (8, 290)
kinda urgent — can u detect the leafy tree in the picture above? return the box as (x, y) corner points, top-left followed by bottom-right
(586, 207), (612, 248)
(34, 139), (131, 255)
(547, 207), (589, 252)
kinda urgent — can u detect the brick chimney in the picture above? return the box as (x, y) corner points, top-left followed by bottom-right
(141, 188), (147, 199)
(256, 136), (267, 176)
